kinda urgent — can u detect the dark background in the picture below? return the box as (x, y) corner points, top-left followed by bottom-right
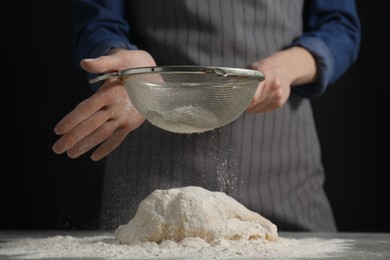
(1, 2), (389, 231)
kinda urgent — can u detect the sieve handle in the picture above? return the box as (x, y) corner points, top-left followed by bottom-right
(88, 72), (121, 84)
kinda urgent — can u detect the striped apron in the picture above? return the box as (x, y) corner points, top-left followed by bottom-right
(100, 0), (337, 232)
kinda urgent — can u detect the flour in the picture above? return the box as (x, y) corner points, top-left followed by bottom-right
(0, 234), (354, 259)
(146, 105), (220, 133)
(115, 186), (278, 244)
(0, 187), (354, 259)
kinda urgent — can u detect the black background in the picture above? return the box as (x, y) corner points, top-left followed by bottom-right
(1, 2), (389, 231)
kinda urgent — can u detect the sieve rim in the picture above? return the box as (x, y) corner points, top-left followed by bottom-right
(89, 65), (265, 84)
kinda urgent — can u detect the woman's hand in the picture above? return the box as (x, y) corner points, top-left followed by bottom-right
(52, 49), (156, 161)
(247, 47), (317, 113)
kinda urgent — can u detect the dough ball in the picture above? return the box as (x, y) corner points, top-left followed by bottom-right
(115, 186), (278, 244)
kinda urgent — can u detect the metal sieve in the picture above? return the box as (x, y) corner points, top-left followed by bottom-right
(89, 66), (265, 134)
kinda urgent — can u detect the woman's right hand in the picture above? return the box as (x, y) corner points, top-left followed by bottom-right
(52, 49), (156, 161)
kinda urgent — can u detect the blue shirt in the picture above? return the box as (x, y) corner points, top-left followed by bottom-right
(72, 0), (361, 98)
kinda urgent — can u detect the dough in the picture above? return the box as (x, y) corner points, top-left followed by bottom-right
(115, 186), (278, 244)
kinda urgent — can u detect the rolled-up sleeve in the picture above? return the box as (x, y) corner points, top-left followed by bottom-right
(72, 0), (138, 70)
(291, 0), (361, 98)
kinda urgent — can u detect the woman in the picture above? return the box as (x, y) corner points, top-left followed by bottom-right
(53, 0), (360, 231)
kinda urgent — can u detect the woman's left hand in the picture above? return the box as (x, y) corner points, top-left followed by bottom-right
(247, 46), (317, 113)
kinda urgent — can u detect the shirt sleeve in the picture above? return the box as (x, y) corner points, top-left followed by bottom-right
(291, 0), (361, 98)
(72, 0), (137, 69)
(72, 0), (138, 91)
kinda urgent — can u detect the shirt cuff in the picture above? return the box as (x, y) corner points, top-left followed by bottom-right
(290, 36), (334, 99)
(88, 42), (138, 92)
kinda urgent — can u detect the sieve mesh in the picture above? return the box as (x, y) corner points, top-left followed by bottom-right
(90, 66), (264, 134)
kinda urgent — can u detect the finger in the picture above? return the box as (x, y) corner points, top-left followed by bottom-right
(247, 96), (269, 112)
(246, 83), (265, 111)
(247, 85), (282, 112)
(90, 127), (130, 161)
(52, 110), (110, 154)
(80, 54), (123, 74)
(246, 96), (264, 111)
(66, 120), (118, 158)
(54, 91), (110, 135)
(247, 62), (258, 70)
(247, 87), (286, 113)
(247, 98), (272, 113)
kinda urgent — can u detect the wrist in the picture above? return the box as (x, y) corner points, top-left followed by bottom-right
(279, 46), (317, 86)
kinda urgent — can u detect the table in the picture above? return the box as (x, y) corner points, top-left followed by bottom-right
(0, 231), (389, 259)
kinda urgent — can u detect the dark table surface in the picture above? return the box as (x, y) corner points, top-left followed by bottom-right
(0, 231), (389, 259)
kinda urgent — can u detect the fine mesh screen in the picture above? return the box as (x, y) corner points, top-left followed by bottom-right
(90, 66), (264, 134)
(123, 71), (261, 133)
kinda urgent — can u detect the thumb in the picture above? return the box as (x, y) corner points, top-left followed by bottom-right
(80, 54), (121, 74)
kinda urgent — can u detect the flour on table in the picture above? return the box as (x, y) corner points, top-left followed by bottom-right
(0, 234), (355, 259)
(115, 186), (278, 244)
